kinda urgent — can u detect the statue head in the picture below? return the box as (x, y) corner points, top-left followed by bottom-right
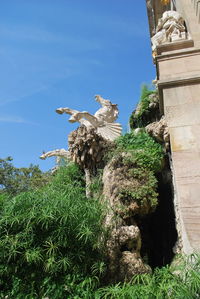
(95, 95), (112, 106)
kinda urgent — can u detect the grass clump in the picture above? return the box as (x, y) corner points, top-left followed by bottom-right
(0, 164), (106, 298)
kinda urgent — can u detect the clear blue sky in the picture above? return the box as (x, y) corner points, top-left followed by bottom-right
(0, 0), (156, 171)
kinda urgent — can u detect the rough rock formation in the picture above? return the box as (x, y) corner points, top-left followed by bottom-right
(103, 153), (152, 282)
(146, 116), (169, 149)
(129, 91), (160, 130)
(68, 126), (113, 172)
(40, 91), (174, 279)
(68, 126), (114, 197)
(135, 93), (159, 117)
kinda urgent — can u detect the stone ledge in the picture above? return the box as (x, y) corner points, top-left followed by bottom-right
(156, 39), (194, 55)
(158, 75), (200, 113)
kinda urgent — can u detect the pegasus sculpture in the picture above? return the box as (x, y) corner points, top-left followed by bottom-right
(56, 95), (122, 141)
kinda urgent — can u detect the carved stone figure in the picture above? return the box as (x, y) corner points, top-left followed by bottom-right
(40, 148), (70, 161)
(151, 11), (186, 52)
(56, 95), (122, 141)
(40, 149), (70, 172)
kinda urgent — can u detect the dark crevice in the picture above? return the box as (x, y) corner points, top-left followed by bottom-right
(137, 158), (178, 269)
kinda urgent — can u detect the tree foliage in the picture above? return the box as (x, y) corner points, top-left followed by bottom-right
(0, 157), (50, 195)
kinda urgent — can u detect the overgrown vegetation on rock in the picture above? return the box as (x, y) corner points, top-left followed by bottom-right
(0, 85), (199, 297)
(94, 254), (200, 298)
(129, 85), (160, 129)
(116, 131), (164, 172)
(106, 131), (164, 212)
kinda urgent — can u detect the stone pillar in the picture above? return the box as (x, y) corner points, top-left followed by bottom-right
(156, 40), (200, 253)
(145, 0), (200, 254)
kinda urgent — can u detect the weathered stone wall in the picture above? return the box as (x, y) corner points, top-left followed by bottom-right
(176, 0), (200, 47)
(162, 82), (200, 253)
(146, 1), (200, 253)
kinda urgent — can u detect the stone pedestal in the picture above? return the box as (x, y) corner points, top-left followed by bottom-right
(156, 41), (200, 253)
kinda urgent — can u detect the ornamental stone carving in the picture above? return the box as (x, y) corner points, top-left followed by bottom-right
(56, 95), (122, 141)
(40, 148), (70, 161)
(151, 11), (187, 52)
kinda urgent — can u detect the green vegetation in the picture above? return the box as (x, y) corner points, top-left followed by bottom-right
(94, 254), (200, 298)
(0, 152), (199, 298)
(0, 157), (50, 195)
(0, 84), (199, 297)
(0, 164), (106, 298)
(107, 131), (165, 212)
(129, 85), (158, 129)
(116, 131), (164, 173)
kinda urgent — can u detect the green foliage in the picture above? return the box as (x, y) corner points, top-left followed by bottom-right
(119, 167), (158, 211)
(108, 131), (164, 212)
(94, 254), (200, 298)
(0, 164), (106, 298)
(116, 131), (164, 173)
(129, 85), (158, 129)
(89, 170), (104, 199)
(0, 157), (50, 195)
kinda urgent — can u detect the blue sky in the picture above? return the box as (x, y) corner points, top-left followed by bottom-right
(0, 0), (155, 171)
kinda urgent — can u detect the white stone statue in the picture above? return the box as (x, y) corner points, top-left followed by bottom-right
(56, 95), (122, 141)
(40, 149), (70, 172)
(40, 148), (70, 161)
(151, 11), (187, 52)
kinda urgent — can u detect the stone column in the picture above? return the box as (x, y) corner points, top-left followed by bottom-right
(156, 40), (200, 253)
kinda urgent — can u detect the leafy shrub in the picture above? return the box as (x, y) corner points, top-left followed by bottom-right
(0, 164), (106, 298)
(116, 131), (164, 173)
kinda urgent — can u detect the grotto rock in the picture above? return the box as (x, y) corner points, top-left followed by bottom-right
(119, 251), (151, 281)
(102, 153), (153, 282)
(68, 126), (114, 197)
(145, 116), (169, 149)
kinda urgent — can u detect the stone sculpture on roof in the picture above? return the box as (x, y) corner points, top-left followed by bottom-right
(151, 10), (187, 52)
(56, 94), (122, 141)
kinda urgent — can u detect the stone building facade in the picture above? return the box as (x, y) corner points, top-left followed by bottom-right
(146, 0), (200, 253)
